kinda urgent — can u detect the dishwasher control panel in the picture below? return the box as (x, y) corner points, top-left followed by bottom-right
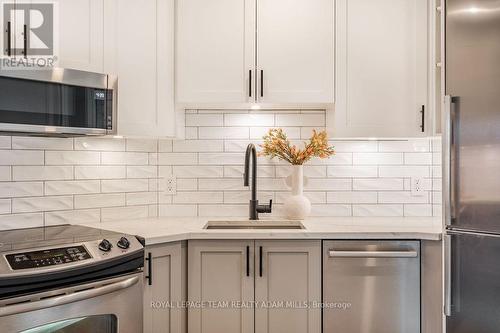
(5, 245), (92, 270)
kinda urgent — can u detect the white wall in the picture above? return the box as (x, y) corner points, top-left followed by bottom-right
(0, 109), (442, 230)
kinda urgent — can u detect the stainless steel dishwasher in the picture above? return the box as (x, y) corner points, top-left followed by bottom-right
(323, 240), (420, 333)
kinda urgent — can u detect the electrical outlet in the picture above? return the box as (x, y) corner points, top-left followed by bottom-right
(165, 175), (177, 195)
(411, 177), (425, 196)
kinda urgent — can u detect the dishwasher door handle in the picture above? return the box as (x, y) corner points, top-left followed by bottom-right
(328, 250), (418, 258)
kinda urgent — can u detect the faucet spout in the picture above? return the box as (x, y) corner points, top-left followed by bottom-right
(244, 144), (272, 220)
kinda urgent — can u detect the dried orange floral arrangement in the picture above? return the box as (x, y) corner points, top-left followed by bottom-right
(259, 128), (335, 165)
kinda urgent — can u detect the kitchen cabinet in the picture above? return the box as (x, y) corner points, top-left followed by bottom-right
(176, 0), (334, 105)
(254, 240), (321, 333)
(188, 239), (321, 333)
(333, 0), (429, 137)
(3, 0), (104, 71)
(104, 0), (176, 137)
(54, 0), (105, 72)
(143, 241), (187, 333)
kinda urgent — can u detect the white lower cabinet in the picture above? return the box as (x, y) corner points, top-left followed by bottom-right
(143, 241), (187, 333)
(188, 240), (321, 333)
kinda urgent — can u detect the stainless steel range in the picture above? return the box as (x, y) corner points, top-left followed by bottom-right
(0, 225), (144, 333)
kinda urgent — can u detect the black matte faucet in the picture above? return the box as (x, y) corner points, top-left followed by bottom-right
(244, 144), (272, 220)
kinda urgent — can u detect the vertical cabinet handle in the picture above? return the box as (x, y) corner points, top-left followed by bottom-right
(259, 246), (263, 277)
(145, 252), (152, 286)
(6, 21), (11, 57)
(444, 235), (452, 316)
(420, 105), (425, 132)
(23, 24), (27, 58)
(246, 246), (250, 277)
(260, 70), (264, 98)
(249, 70), (252, 98)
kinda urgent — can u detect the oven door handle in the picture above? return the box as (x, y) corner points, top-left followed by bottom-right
(0, 275), (139, 317)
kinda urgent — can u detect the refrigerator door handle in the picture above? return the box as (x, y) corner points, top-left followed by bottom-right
(444, 234), (452, 316)
(443, 95), (455, 226)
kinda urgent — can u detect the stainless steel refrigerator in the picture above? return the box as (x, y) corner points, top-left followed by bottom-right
(444, 0), (500, 332)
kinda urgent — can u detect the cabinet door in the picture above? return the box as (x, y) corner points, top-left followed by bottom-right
(176, 0), (256, 103)
(144, 242), (187, 333)
(54, 0), (104, 72)
(104, 0), (175, 137)
(255, 240), (321, 333)
(334, 0), (428, 137)
(256, 0), (334, 104)
(188, 240), (254, 333)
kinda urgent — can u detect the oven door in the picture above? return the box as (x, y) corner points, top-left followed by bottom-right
(0, 272), (143, 333)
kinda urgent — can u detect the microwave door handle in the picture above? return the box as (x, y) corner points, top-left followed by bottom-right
(0, 275), (139, 317)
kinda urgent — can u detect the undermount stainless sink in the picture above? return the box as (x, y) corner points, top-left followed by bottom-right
(204, 220), (305, 230)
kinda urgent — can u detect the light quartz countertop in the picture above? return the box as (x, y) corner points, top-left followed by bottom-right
(82, 216), (443, 246)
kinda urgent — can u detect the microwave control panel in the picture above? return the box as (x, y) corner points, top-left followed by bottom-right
(5, 245), (92, 270)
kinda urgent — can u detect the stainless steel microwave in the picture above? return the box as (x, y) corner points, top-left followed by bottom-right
(0, 68), (116, 136)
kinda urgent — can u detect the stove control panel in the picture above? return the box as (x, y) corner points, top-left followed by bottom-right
(6, 245), (92, 270)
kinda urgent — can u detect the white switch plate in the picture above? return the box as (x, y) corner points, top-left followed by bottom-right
(165, 175), (177, 195)
(410, 177), (425, 196)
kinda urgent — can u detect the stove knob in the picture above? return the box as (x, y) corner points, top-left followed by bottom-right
(117, 237), (130, 249)
(99, 239), (113, 252)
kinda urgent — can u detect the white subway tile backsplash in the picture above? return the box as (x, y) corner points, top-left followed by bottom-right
(12, 196), (73, 213)
(379, 139), (430, 152)
(225, 114), (275, 127)
(199, 153), (245, 165)
(159, 204), (198, 217)
(173, 192), (223, 204)
(276, 114), (325, 127)
(0, 199), (11, 214)
(173, 166), (224, 178)
(74, 137), (125, 151)
(12, 137), (73, 150)
(101, 179), (149, 193)
(0, 150), (44, 165)
(173, 140), (223, 152)
(0, 166), (11, 181)
(379, 166), (430, 178)
(101, 152), (149, 165)
(404, 153), (433, 165)
(327, 192), (377, 204)
(0, 110), (441, 229)
(46, 151), (100, 165)
(186, 114), (223, 126)
(0, 213), (43, 230)
(75, 166), (126, 179)
(0, 136), (11, 149)
(126, 139), (157, 152)
(353, 178), (404, 191)
(328, 166), (378, 178)
(45, 180), (100, 195)
(101, 206), (149, 222)
(199, 127), (250, 139)
(13, 166), (73, 181)
(45, 209), (101, 226)
(353, 153), (403, 165)
(0, 182), (43, 198)
(353, 204), (404, 217)
(75, 193), (126, 209)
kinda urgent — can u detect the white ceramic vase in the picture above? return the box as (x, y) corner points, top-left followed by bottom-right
(284, 165), (311, 220)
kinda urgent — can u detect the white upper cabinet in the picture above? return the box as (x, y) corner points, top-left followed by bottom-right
(54, 0), (105, 72)
(176, 0), (256, 104)
(256, 0), (334, 104)
(104, 0), (175, 137)
(176, 0), (334, 105)
(334, 0), (429, 137)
